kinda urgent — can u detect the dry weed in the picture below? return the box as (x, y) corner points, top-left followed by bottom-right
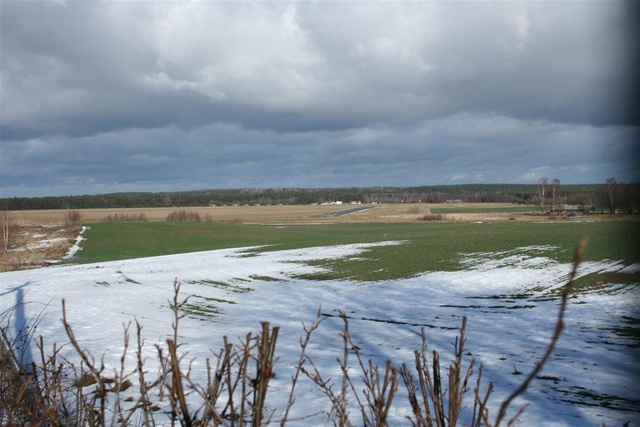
(0, 211), (83, 272)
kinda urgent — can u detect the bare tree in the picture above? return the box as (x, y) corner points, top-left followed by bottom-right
(534, 177), (548, 214)
(605, 177), (618, 213)
(1, 211), (18, 253)
(551, 178), (561, 208)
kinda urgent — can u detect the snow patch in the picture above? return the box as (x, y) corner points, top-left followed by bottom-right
(63, 226), (89, 259)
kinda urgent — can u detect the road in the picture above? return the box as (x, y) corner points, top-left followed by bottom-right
(320, 206), (377, 217)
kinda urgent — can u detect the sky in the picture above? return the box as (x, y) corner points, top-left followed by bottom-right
(1, 0), (638, 198)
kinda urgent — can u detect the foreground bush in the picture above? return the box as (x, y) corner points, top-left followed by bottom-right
(1, 239), (588, 426)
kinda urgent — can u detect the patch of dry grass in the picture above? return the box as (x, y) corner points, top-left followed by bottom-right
(0, 223), (81, 272)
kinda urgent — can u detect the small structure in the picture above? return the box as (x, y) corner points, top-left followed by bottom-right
(550, 205), (585, 217)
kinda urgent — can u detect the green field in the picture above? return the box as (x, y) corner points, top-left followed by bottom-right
(78, 221), (640, 282)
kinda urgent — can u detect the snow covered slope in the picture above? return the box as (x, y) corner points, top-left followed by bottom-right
(1, 242), (638, 426)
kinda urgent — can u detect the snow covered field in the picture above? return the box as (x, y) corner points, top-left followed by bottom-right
(1, 241), (638, 426)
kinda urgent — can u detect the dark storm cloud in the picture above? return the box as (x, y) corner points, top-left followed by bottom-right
(1, 0), (637, 197)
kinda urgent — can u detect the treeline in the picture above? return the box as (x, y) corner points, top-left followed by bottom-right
(1, 183), (638, 212)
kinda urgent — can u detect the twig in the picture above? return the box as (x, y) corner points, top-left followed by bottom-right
(280, 307), (325, 426)
(252, 321), (279, 427)
(167, 339), (192, 427)
(61, 299), (107, 427)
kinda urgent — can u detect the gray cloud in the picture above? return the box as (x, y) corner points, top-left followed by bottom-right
(1, 0), (637, 197)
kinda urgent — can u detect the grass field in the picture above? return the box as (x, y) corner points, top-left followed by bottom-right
(77, 220), (640, 283)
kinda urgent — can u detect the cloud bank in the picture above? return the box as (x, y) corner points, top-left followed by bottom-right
(1, 1), (638, 197)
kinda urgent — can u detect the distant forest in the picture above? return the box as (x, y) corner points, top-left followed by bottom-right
(2, 182), (639, 213)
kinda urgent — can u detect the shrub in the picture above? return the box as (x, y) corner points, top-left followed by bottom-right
(166, 210), (201, 222)
(419, 214), (444, 221)
(63, 209), (83, 239)
(64, 209), (83, 228)
(104, 213), (148, 222)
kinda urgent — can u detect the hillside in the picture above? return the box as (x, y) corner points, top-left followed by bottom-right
(1, 240), (638, 426)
